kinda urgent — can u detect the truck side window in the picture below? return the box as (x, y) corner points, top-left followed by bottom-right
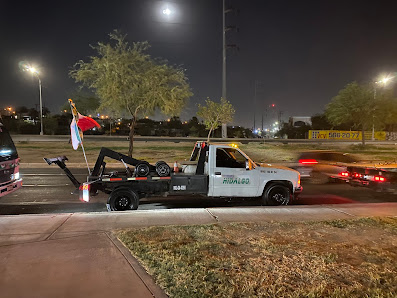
(216, 148), (245, 168)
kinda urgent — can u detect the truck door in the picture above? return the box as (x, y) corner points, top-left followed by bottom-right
(210, 147), (259, 197)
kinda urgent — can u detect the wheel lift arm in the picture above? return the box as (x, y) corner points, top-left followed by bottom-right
(43, 156), (81, 188)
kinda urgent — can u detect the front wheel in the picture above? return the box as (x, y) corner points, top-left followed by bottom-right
(108, 188), (139, 211)
(262, 184), (290, 206)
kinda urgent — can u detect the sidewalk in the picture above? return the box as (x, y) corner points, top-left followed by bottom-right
(1, 203), (397, 298)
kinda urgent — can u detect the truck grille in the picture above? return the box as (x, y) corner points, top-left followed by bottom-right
(0, 169), (13, 184)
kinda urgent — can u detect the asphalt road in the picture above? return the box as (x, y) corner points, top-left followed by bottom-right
(1, 167), (396, 215)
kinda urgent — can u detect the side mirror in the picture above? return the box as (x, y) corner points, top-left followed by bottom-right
(245, 160), (250, 170)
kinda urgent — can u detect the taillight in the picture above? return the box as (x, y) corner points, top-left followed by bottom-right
(79, 183), (91, 202)
(374, 176), (386, 182)
(353, 173), (363, 178)
(299, 159), (318, 164)
(339, 171), (349, 177)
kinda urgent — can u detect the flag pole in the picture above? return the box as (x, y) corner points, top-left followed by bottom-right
(68, 99), (91, 175)
(80, 141), (91, 175)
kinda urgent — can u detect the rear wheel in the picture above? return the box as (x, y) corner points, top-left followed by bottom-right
(108, 188), (139, 211)
(262, 184), (290, 206)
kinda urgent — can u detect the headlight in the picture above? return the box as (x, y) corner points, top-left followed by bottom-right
(13, 172), (20, 180)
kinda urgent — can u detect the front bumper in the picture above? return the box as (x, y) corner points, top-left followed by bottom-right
(0, 178), (23, 198)
(293, 185), (303, 199)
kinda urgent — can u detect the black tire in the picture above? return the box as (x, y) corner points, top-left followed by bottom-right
(155, 161), (171, 177)
(135, 162), (150, 177)
(262, 184), (290, 206)
(310, 172), (329, 184)
(108, 188), (139, 211)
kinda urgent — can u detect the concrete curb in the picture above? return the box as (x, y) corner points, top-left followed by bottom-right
(107, 232), (168, 298)
(1, 203), (396, 236)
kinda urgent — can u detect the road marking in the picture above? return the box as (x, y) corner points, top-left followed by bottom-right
(23, 184), (70, 187)
(0, 201), (84, 205)
(22, 174), (86, 176)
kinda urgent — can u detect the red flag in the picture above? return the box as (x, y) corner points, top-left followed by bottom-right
(77, 113), (101, 132)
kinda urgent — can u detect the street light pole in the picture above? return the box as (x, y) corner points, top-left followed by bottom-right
(21, 63), (44, 135)
(372, 87), (376, 141)
(372, 75), (394, 141)
(38, 76), (43, 135)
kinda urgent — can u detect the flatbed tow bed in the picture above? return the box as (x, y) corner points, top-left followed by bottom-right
(45, 142), (302, 211)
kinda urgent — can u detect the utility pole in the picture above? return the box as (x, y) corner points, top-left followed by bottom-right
(253, 80), (257, 130)
(278, 110), (283, 130)
(253, 80), (263, 131)
(221, 0), (238, 138)
(221, 0), (227, 138)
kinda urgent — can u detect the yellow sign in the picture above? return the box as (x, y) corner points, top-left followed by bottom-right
(308, 130), (386, 141)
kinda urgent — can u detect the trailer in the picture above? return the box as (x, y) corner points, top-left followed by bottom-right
(45, 141), (302, 211)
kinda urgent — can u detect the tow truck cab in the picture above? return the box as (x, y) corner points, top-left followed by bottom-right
(0, 123), (22, 197)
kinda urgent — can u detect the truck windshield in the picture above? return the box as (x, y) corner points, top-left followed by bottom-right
(0, 125), (18, 162)
(216, 148), (247, 168)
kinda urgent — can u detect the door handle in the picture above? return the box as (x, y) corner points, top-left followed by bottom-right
(215, 172), (221, 175)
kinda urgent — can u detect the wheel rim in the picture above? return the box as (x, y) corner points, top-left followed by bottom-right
(156, 163), (170, 177)
(115, 196), (130, 211)
(136, 164), (150, 177)
(270, 188), (289, 205)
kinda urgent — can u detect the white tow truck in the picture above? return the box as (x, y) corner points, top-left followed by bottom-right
(45, 141), (302, 211)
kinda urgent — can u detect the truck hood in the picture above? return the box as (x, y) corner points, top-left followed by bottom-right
(257, 162), (299, 173)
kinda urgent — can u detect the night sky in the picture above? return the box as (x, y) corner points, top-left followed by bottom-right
(2, 0), (397, 128)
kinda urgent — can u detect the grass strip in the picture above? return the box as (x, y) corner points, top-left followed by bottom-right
(14, 141), (397, 164)
(117, 217), (397, 297)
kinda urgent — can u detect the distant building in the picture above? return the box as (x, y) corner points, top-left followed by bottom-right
(289, 116), (312, 127)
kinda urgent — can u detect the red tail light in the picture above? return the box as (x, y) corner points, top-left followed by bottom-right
(374, 176), (386, 182)
(339, 171), (349, 177)
(299, 159), (318, 164)
(79, 183), (91, 202)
